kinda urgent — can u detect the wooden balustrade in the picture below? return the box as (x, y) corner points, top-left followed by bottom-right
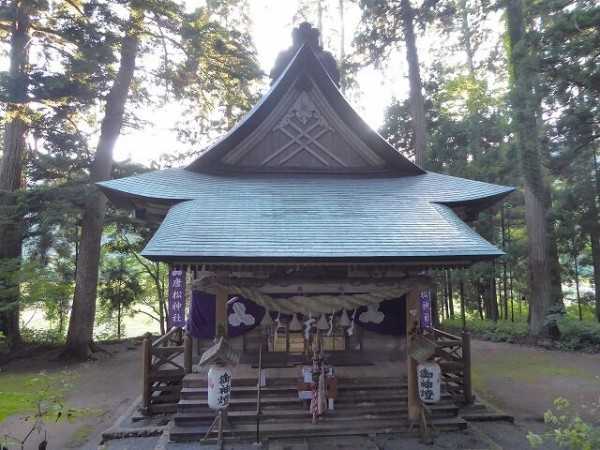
(142, 326), (193, 415)
(423, 327), (474, 405)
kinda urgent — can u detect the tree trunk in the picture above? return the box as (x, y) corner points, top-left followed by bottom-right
(400, 0), (427, 168)
(459, 276), (466, 329)
(0, 0), (31, 349)
(63, 8), (143, 359)
(338, 0), (346, 93)
(506, 0), (553, 338)
(459, 0), (475, 75)
(446, 269), (455, 318)
(592, 230), (600, 323)
(590, 148), (600, 322)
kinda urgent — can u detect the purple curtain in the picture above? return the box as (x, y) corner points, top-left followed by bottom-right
(188, 292), (407, 339)
(356, 296), (407, 335)
(187, 291), (266, 339)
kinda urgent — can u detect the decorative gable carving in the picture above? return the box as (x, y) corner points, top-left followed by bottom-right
(220, 83), (387, 171)
(262, 92), (344, 167)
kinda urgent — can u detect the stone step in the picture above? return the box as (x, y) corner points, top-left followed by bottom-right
(174, 401), (459, 427)
(183, 373), (295, 389)
(175, 406), (407, 426)
(169, 415), (468, 442)
(180, 385), (296, 400)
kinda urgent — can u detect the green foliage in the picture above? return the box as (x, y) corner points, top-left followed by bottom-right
(0, 371), (81, 423)
(0, 370), (91, 449)
(528, 398), (600, 449)
(98, 254), (143, 339)
(444, 315), (600, 351)
(555, 318), (600, 351)
(442, 317), (530, 342)
(20, 327), (66, 345)
(565, 302), (597, 322)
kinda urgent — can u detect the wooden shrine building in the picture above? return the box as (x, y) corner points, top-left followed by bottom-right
(98, 23), (513, 442)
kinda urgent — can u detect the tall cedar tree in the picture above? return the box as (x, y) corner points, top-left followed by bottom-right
(356, 0), (427, 166)
(63, 5), (143, 359)
(0, 0), (30, 348)
(539, 0), (600, 321)
(505, 0), (553, 337)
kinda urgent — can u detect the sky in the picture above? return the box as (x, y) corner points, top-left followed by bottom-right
(113, 0), (409, 164)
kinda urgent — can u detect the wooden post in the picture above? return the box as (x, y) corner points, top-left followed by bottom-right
(406, 288), (421, 422)
(184, 331), (192, 374)
(462, 329), (474, 404)
(142, 334), (152, 415)
(215, 287), (228, 339)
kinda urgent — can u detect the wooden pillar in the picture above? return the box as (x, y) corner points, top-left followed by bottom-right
(406, 288), (421, 422)
(215, 287), (228, 339)
(462, 329), (474, 404)
(142, 334), (152, 415)
(183, 331), (192, 374)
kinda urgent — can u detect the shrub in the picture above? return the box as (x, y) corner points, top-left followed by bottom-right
(556, 318), (600, 350)
(528, 398), (600, 449)
(20, 327), (65, 346)
(441, 317), (529, 342)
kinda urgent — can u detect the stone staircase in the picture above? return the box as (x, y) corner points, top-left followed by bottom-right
(169, 373), (467, 442)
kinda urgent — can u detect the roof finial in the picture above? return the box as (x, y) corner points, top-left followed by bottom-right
(292, 22), (320, 49)
(269, 22), (341, 87)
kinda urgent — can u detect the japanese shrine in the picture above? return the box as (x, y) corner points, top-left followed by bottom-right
(98, 22), (513, 443)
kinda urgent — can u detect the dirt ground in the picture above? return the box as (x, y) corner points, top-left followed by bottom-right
(470, 339), (600, 423)
(1, 337), (599, 450)
(0, 340), (144, 450)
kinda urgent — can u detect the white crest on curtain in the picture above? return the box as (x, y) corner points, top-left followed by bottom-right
(359, 304), (384, 324)
(228, 301), (255, 327)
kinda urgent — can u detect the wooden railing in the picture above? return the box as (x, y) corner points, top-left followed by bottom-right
(423, 328), (474, 405)
(141, 327), (193, 415)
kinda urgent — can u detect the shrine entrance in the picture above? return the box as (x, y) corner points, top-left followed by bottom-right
(268, 325), (349, 354)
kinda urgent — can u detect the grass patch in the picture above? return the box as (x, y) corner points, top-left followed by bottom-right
(0, 373), (45, 420)
(473, 352), (594, 384)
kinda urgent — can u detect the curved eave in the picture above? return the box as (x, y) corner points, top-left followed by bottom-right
(97, 183), (182, 221)
(139, 254), (501, 267)
(437, 186), (516, 221)
(186, 44), (424, 175)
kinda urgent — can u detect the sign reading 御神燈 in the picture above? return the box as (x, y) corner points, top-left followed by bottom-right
(168, 267), (186, 328)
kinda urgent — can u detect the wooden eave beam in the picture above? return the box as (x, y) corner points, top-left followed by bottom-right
(191, 276), (432, 295)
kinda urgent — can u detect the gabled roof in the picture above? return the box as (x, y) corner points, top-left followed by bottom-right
(135, 173), (511, 264)
(97, 32), (514, 266)
(186, 44), (424, 175)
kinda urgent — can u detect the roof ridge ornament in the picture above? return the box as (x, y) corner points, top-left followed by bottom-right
(270, 22), (341, 86)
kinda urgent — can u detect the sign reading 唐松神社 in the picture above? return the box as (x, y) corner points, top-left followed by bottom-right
(168, 267), (186, 328)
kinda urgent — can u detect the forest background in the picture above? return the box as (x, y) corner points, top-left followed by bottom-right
(0, 0), (599, 359)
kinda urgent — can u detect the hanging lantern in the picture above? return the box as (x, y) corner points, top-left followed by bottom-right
(416, 361), (442, 404)
(316, 314), (329, 330)
(289, 314), (302, 331)
(339, 309), (351, 327)
(207, 364), (232, 410)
